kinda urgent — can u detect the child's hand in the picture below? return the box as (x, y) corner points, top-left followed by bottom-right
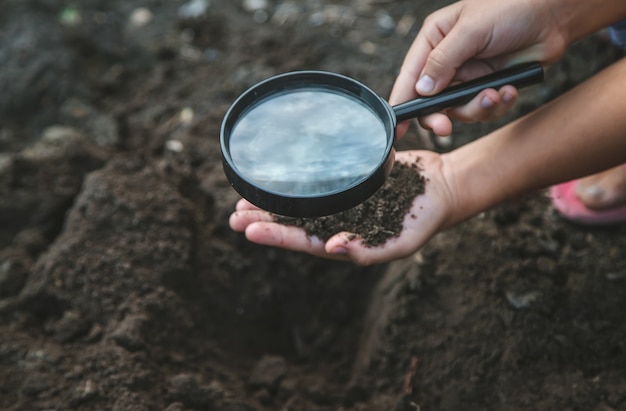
(229, 151), (454, 266)
(391, 0), (567, 138)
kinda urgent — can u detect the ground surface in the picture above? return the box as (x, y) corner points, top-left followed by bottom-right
(1, 1), (626, 410)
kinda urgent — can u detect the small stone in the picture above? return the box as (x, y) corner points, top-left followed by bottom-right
(360, 41), (377, 55)
(180, 45), (202, 61)
(272, 2), (300, 25)
(309, 5), (356, 28)
(327, 5), (356, 26)
(396, 13), (415, 36)
(69, 379), (98, 406)
(394, 394), (421, 411)
(179, 107), (194, 125)
(203, 48), (220, 62)
(44, 124), (81, 142)
(85, 323), (104, 342)
(23, 125), (83, 160)
(168, 373), (215, 408)
(22, 349), (61, 368)
(376, 11), (395, 34)
(112, 391), (150, 411)
(505, 290), (540, 309)
(130, 8), (153, 27)
(243, 0), (269, 12)
(50, 310), (90, 343)
(109, 314), (147, 351)
(308, 11), (326, 27)
(178, 0), (211, 19)
(252, 9), (270, 24)
(606, 271), (626, 281)
(249, 355), (287, 391)
(164, 403), (186, 411)
(59, 7), (81, 27)
(165, 140), (184, 153)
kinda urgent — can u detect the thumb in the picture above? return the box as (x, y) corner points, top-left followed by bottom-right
(416, 26), (482, 95)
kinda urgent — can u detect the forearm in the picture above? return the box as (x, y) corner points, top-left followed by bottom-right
(546, 0), (626, 43)
(442, 57), (626, 227)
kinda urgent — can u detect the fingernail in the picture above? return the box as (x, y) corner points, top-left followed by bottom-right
(416, 75), (435, 94)
(481, 96), (495, 109)
(330, 246), (348, 255)
(583, 184), (605, 200)
(502, 91), (515, 104)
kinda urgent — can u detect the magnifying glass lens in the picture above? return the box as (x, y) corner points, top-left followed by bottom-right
(228, 88), (388, 196)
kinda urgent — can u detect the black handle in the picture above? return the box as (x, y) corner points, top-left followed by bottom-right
(392, 62), (544, 122)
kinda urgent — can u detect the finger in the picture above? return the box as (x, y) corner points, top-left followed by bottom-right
(229, 209), (274, 232)
(395, 121), (411, 139)
(389, 9), (454, 106)
(231, 210), (350, 261)
(492, 46), (556, 68)
(451, 59), (501, 83)
(445, 86), (518, 123)
(235, 198), (262, 211)
(445, 88), (501, 123)
(417, 24), (487, 95)
(490, 85), (518, 119)
(390, 65), (421, 107)
(245, 222), (347, 261)
(326, 234), (415, 266)
(417, 112), (453, 137)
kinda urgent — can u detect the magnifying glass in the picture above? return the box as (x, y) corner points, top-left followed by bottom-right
(221, 62), (543, 217)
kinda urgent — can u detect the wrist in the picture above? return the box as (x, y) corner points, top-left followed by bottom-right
(439, 147), (509, 229)
(439, 122), (535, 228)
(547, 0), (626, 44)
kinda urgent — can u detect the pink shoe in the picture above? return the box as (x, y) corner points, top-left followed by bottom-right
(550, 180), (626, 225)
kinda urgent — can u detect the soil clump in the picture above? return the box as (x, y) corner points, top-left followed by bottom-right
(276, 159), (426, 246)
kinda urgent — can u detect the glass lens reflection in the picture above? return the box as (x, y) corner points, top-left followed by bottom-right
(229, 89), (387, 196)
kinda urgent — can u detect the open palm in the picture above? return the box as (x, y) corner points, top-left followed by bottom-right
(229, 150), (455, 265)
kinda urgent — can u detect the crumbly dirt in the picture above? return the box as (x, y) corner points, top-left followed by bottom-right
(276, 160), (426, 246)
(1, 1), (626, 411)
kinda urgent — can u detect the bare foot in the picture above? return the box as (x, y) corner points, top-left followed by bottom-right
(574, 165), (626, 210)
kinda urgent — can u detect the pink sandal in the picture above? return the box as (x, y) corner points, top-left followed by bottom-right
(550, 173), (626, 225)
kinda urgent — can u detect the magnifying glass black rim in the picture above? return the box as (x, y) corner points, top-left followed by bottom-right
(220, 70), (396, 217)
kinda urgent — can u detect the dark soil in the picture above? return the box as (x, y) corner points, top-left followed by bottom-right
(2, 1), (626, 411)
(276, 159), (426, 246)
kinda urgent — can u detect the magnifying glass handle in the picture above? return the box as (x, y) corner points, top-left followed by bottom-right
(393, 62), (544, 123)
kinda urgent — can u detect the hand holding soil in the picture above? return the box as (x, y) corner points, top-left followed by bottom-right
(230, 150), (451, 266)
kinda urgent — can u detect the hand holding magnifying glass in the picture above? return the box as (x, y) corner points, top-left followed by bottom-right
(221, 63), (543, 218)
